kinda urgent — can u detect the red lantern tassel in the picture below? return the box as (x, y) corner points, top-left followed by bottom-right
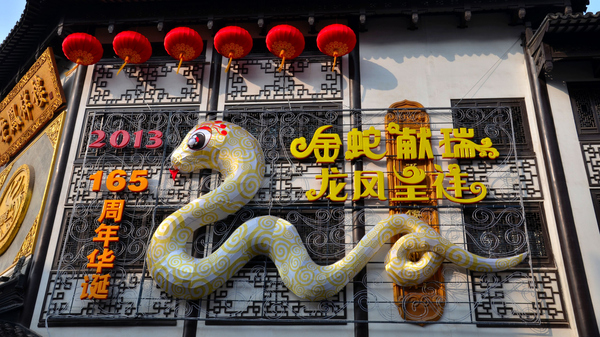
(332, 51), (338, 72)
(177, 53), (183, 74)
(66, 64), (80, 77)
(117, 56), (129, 75)
(65, 57), (82, 77)
(277, 50), (286, 72)
(225, 52), (234, 72)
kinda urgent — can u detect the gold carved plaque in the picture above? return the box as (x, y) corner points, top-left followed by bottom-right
(0, 47), (65, 166)
(386, 100), (446, 323)
(0, 164), (33, 255)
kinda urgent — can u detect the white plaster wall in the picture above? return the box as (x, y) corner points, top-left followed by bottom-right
(360, 13), (578, 336)
(545, 59), (600, 327)
(360, 15), (528, 108)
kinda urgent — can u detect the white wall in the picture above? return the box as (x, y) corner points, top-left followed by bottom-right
(545, 59), (600, 327)
(360, 13), (577, 336)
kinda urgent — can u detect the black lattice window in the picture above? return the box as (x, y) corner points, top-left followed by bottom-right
(202, 207), (348, 322)
(464, 203), (552, 267)
(568, 83), (600, 138)
(222, 106), (346, 207)
(471, 270), (568, 325)
(591, 190), (600, 233)
(451, 98), (532, 155)
(567, 83), (600, 231)
(207, 208), (346, 266)
(224, 104), (343, 162)
(40, 208), (180, 325)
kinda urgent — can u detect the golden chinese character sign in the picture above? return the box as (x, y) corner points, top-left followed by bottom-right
(0, 47), (65, 166)
(295, 124), (493, 204)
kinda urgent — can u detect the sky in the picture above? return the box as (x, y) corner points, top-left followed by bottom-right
(0, 0), (599, 46)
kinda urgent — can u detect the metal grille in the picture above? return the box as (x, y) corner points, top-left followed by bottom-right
(88, 63), (205, 106)
(464, 204), (549, 262)
(452, 99), (532, 155)
(569, 84), (600, 137)
(568, 83), (600, 234)
(40, 107), (561, 327)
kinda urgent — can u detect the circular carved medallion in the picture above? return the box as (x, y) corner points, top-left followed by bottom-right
(0, 164), (33, 255)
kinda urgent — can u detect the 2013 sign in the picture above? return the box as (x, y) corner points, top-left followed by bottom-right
(89, 130), (163, 149)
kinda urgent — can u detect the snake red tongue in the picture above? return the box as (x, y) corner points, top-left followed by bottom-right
(169, 168), (179, 180)
(146, 121), (527, 301)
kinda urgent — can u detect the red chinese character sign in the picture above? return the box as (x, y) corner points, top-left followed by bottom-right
(81, 199), (124, 300)
(80, 171), (148, 300)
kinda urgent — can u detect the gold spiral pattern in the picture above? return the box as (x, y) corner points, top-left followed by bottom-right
(146, 121), (527, 301)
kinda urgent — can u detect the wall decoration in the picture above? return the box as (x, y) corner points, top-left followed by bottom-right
(0, 47), (65, 166)
(146, 121), (526, 301)
(385, 100), (445, 322)
(164, 27), (204, 74)
(43, 104), (556, 325)
(0, 112), (65, 275)
(62, 33), (103, 76)
(266, 25), (305, 72)
(214, 26), (253, 72)
(0, 164), (33, 255)
(316, 24), (356, 72)
(113, 31), (152, 75)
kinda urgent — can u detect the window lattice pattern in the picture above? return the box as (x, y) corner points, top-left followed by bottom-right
(42, 107), (556, 327)
(569, 84), (600, 136)
(451, 99), (532, 155)
(225, 58), (342, 102)
(88, 62), (205, 106)
(471, 270), (567, 325)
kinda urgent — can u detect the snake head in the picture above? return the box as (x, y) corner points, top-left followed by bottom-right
(171, 121), (229, 173)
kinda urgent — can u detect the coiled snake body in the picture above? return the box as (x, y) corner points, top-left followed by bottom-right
(146, 121), (526, 301)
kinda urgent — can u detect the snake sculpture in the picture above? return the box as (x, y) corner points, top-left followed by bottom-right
(146, 121), (526, 301)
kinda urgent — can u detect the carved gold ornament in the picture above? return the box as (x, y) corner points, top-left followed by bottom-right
(0, 164), (33, 255)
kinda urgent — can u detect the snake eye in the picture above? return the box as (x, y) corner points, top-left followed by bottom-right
(187, 128), (212, 150)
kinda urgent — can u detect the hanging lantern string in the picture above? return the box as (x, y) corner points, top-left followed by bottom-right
(117, 56), (130, 75)
(177, 53), (184, 74)
(277, 50), (286, 72)
(65, 57), (82, 77)
(225, 52), (234, 73)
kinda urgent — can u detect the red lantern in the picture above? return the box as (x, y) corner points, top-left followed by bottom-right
(164, 27), (204, 74)
(113, 31), (152, 75)
(266, 25), (304, 72)
(62, 33), (103, 76)
(317, 24), (356, 72)
(214, 26), (253, 72)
